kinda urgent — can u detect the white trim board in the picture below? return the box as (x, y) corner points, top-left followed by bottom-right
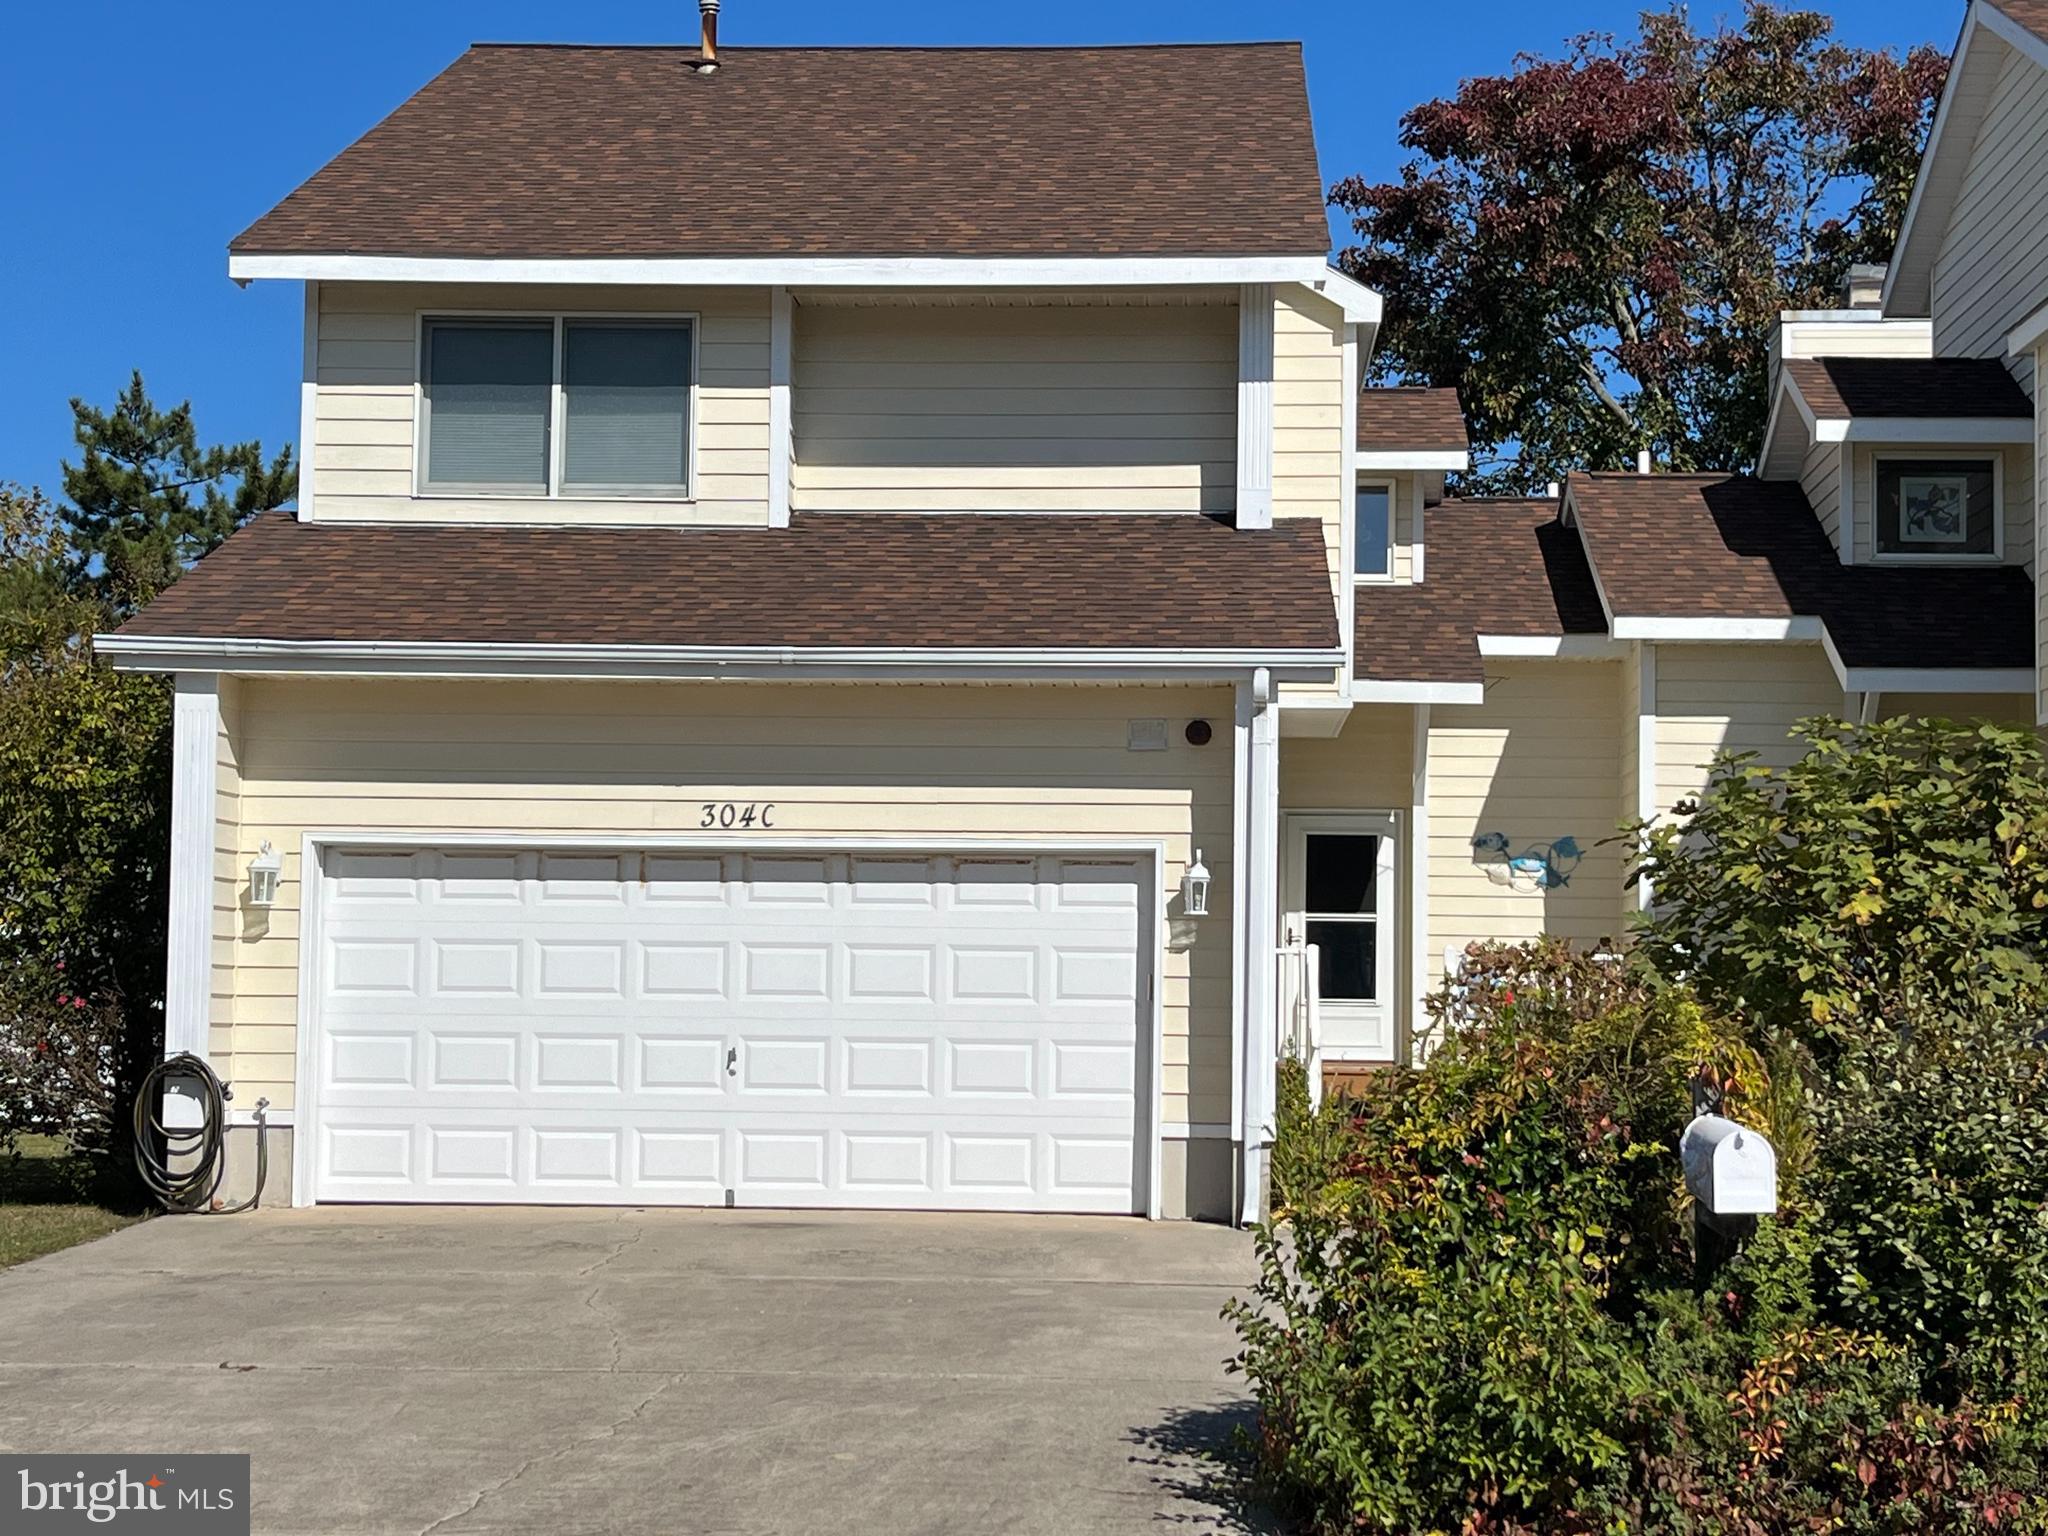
(1816, 624), (2032, 694)
(232, 252), (1385, 320)
(1881, 1), (1989, 317)
(165, 676), (220, 1066)
(2009, 298), (2048, 357)
(1347, 679), (1487, 705)
(290, 831), (1174, 1218)
(1813, 417), (2031, 445)
(1236, 284), (1276, 529)
(1476, 634), (1626, 659)
(97, 634), (1347, 684)
(1608, 616), (1824, 642)
(296, 283), (318, 521)
(1356, 450), (1468, 472)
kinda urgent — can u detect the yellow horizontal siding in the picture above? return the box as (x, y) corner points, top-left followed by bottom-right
(1428, 662), (1629, 963)
(216, 679), (1237, 1130)
(1273, 287), (1347, 590)
(791, 302), (1234, 513)
(1653, 645), (1844, 813)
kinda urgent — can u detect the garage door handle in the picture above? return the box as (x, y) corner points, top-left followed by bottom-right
(726, 1046), (738, 1077)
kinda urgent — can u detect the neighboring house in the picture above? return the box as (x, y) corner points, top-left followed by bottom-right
(101, 1), (2047, 1223)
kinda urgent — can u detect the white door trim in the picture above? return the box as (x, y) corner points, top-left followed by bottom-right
(1280, 811), (1400, 1063)
(292, 831), (1168, 1216)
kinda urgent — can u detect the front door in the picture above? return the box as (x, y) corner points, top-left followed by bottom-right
(1283, 816), (1397, 1060)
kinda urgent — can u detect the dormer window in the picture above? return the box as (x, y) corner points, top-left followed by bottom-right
(1873, 454), (1999, 561)
(418, 314), (696, 500)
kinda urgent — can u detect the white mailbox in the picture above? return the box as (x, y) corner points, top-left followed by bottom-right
(1680, 1114), (1778, 1216)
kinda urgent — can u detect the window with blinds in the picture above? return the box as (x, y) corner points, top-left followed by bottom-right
(562, 321), (692, 493)
(418, 315), (695, 499)
(421, 320), (553, 493)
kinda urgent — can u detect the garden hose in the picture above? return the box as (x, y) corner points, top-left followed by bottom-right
(132, 1052), (270, 1214)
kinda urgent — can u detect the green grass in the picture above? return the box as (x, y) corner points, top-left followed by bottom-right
(0, 1134), (147, 1270)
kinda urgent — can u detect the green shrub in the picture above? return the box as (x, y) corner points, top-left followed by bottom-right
(1233, 946), (1763, 1531)
(0, 489), (170, 1156)
(1270, 1055), (1374, 1218)
(1631, 716), (2048, 1059)
(1237, 933), (2048, 1533)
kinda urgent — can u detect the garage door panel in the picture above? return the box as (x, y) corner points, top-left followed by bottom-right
(313, 849), (1148, 1212)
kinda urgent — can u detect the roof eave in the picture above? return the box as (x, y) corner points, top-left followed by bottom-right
(1818, 416), (2034, 443)
(1882, 2), (2048, 316)
(94, 633), (1346, 684)
(228, 250), (1370, 309)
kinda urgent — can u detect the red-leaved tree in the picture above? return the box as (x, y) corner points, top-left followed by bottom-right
(1333, 4), (1948, 492)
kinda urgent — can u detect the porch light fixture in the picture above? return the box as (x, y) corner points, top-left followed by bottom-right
(1182, 851), (1211, 917)
(249, 841), (283, 908)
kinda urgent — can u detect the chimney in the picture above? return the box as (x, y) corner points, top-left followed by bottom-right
(1636, 448), (1652, 475)
(1545, 481), (1561, 500)
(1842, 262), (1886, 311)
(696, 0), (720, 73)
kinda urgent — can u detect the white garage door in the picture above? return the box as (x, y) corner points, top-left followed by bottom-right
(308, 848), (1149, 1212)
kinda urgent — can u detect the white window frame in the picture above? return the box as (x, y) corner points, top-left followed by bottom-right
(1869, 449), (2003, 564)
(1353, 477), (1398, 582)
(414, 310), (700, 503)
(1282, 812), (1399, 1061)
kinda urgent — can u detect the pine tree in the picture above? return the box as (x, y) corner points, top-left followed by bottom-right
(59, 371), (295, 611)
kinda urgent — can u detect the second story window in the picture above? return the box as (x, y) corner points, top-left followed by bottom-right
(421, 319), (553, 494)
(420, 315), (695, 499)
(1874, 455), (1998, 560)
(1355, 482), (1393, 578)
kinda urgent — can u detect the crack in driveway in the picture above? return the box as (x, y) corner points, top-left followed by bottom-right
(417, 1370), (686, 1536)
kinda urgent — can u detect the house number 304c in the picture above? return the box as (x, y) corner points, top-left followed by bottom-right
(699, 801), (777, 829)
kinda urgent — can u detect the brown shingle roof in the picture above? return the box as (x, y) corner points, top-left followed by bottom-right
(1783, 357), (2033, 420)
(1566, 472), (2033, 671)
(1353, 499), (1606, 683)
(1357, 388), (1469, 453)
(232, 44), (1331, 259)
(114, 512), (1340, 653)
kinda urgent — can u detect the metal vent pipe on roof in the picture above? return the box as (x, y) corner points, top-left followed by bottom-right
(696, 0), (720, 73)
(1636, 448), (1652, 474)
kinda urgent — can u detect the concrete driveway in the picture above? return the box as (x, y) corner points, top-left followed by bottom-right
(0, 1207), (1270, 1535)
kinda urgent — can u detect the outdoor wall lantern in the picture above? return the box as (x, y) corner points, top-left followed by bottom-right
(1181, 851), (1211, 917)
(248, 841), (283, 908)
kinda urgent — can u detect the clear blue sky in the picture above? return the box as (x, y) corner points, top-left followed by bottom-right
(0, 0), (1965, 495)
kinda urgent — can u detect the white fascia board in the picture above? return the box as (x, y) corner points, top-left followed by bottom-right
(1348, 678), (1487, 705)
(1311, 266), (1384, 324)
(1839, 665), (2035, 694)
(1880, 3), (1983, 316)
(2008, 298), (2048, 356)
(95, 633), (1345, 683)
(1608, 616), (1824, 642)
(1758, 375), (1817, 473)
(1476, 634), (1626, 659)
(1831, 417), (2033, 444)
(228, 251), (1344, 290)
(1979, 1), (2048, 72)
(1823, 614), (2033, 694)
(1356, 450), (1468, 472)
(1776, 308), (1903, 324)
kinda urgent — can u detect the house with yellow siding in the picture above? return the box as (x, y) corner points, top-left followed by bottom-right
(102, 0), (2048, 1222)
